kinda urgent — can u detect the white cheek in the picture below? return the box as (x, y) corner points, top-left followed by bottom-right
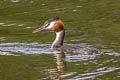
(46, 22), (55, 29)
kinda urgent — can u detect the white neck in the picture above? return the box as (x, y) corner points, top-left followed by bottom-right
(51, 30), (65, 49)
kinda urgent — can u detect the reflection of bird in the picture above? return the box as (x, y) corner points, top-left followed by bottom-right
(33, 17), (100, 54)
(55, 52), (66, 78)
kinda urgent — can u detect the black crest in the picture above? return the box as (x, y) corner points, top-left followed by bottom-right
(43, 17), (60, 25)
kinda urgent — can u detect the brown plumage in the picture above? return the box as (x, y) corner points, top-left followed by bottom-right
(54, 20), (64, 32)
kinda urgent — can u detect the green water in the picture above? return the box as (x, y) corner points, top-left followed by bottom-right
(0, 0), (120, 80)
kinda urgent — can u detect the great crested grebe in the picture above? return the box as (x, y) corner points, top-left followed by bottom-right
(32, 17), (100, 54)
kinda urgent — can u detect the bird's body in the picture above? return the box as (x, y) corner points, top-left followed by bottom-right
(33, 17), (100, 55)
(56, 44), (99, 54)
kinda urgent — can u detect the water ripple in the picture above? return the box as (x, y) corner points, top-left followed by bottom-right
(0, 37), (6, 41)
(0, 42), (57, 56)
(65, 54), (98, 62)
(0, 22), (5, 25)
(66, 67), (120, 80)
(101, 49), (120, 56)
(10, 0), (20, 3)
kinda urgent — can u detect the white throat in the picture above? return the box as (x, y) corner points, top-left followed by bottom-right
(51, 30), (65, 48)
(53, 32), (61, 46)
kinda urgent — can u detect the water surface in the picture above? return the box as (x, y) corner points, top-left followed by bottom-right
(0, 0), (120, 80)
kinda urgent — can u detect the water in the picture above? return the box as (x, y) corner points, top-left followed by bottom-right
(0, 0), (120, 80)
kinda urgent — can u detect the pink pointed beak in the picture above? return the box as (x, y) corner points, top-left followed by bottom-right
(32, 26), (46, 33)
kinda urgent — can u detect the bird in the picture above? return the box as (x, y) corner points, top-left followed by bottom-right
(32, 17), (100, 55)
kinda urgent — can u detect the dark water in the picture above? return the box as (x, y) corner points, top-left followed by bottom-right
(0, 0), (120, 80)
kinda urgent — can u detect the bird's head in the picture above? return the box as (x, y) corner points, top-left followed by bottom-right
(32, 17), (64, 33)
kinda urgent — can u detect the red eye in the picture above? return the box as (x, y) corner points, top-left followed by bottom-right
(46, 23), (50, 27)
(48, 23), (50, 26)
